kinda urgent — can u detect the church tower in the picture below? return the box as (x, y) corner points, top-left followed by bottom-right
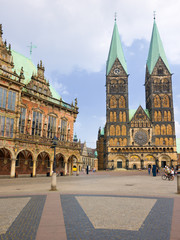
(105, 20), (129, 167)
(145, 19), (176, 160)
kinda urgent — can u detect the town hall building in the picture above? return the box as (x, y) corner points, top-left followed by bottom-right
(97, 18), (177, 170)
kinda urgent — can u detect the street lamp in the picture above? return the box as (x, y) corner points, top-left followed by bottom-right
(51, 136), (58, 191)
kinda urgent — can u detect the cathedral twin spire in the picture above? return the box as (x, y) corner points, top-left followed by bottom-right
(107, 18), (170, 75)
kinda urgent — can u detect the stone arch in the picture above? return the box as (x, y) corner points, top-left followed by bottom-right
(16, 150), (34, 175)
(116, 125), (120, 136)
(110, 125), (115, 136)
(0, 148), (12, 175)
(162, 95), (169, 107)
(129, 155), (141, 169)
(159, 154), (171, 168)
(110, 96), (117, 108)
(114, 155), (126, 169)
(119, 96), (125, 108)
(68, 155), (78, 175)
(56, 153), (65, 173)
(36, 151), (50, 174)
(154, 95), (161, 107)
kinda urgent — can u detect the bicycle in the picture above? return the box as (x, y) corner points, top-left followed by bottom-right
(162, 173), (174, 181)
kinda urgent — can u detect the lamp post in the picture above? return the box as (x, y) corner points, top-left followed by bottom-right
(51, 136), (58, 191)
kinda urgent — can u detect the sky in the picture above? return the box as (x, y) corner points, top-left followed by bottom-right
(1, 0), (180, 148)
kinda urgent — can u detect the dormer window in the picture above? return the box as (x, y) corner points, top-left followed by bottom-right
(158, 67), (163, 75)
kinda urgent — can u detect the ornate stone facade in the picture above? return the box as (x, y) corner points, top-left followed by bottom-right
(97, 20), (177, 170)
(0, 24), (81, 177)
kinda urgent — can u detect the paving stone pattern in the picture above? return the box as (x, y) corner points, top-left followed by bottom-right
(0, 195), (46, 240)
(61, 194), (173, 240)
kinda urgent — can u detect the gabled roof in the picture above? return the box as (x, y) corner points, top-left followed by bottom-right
(147, 20), (170, 74)
(106, 22), (127, 75)
(129, 107), (150, 121)
(12, 50), (61, 99)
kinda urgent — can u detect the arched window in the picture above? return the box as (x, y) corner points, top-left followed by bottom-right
(157, 111), (162, 121)
(123, 112), (126, 122)
(110, 112), (113, 122)
(110, 96), (117, 108)
(122, 125), (126, 135)
(169, 138), (173, 145)
(116, 125), (120, 136)
(162, 95), (169, 107)
(123, 138), (127, 146)
(165, 138), (168, 146)
(155, 138), (159, 145)
(47, 115), (57, 138)
(110, 125), (115, 136)
(119, 112), (123, 122)
(109, 138), (114, 146)
(168, 111), (171, 121)
(119, 96), (125, 108)
(160, 138), (164, 145)
(32, 111), (42, 136)
(167, 124), (172, 135)
(154, 95), (160, 107)
(155, 125), (160, 135)
(161, 125), (166, 135)
(164, 111), (167, 121)
(114, 138), (118, 146)
(154, 111), (158, 121)
(119, 138), (123, 146)
(114, 112), (117, 122)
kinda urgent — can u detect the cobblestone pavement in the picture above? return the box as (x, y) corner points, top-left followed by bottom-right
(61, 194), (173, 240)
(0, 171), (180, 240)
(0, 195), (46, 240)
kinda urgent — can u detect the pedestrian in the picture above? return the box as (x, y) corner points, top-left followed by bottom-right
(86, 165), (89, 175)
(148, 167), (150, 175)
(156, 167), (159, 175)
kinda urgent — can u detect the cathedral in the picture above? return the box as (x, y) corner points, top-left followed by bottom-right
(97, 19), (177, 170)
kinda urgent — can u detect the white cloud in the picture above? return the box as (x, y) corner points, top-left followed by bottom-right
(1, 0), (180, 75)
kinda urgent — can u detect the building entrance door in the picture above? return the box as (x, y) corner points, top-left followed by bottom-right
(117, 161), (122, 168)
(161, 161), (166, 168)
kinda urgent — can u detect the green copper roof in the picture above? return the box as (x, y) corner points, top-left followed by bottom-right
(176, 138), (180, 153)
(147, 20), (170, 74)
(106, 22), (127, 75)
(129, 109), (150, 121)
(12, 50), (37, 84)
(12, 50), (61, 99)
